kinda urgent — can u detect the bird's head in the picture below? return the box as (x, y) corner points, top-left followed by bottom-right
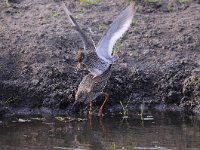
(71, 90), (87, 110)
(75, 89), (87, 103)
(75, 50), (87, 70)
(70, 90), (86, 111)
(76, 50), (86, 63)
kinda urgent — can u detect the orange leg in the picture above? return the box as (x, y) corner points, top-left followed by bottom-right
(89, 113), (93, 129)
(98, 93), (109, 117)
(99, 116), (106, 132)
(89, 101), (92, 115)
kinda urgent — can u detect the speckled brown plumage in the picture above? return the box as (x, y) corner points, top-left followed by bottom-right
(63, 2), (136, 77)
(75, 65), (112, 116)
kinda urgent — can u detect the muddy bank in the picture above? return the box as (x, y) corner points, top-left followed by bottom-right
(0, 0), (200, 117)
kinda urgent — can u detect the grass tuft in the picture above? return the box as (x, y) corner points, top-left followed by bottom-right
(0, 98), (16, 106)
(145, 0), (161, 4)
(112, 39), (121, 55)
(80, 0), (101, 5)
(167, 2), (173, 12)
(139, 101), (144, 120)
(127, 0), (133, 5)
(109, 142), (117, 150)
(178, 0), (190, 3)
(52, 11), (60, 17)
(119, 98), (130, 118)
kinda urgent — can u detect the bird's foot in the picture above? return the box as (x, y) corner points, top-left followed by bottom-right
(89, 110), (93, 115)
(98, 110), (105, 117)
(98, 93), (109, 117)
(88, 101), (93, 115)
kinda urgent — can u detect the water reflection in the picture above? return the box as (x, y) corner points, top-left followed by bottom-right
(0, 111), (200, 150)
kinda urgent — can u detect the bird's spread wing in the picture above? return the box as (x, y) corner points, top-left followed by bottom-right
(62, 3), (95, 51)
(95, 2), (136, 63)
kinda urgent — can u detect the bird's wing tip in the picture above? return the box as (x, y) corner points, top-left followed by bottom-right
(62, 2), (72, 16)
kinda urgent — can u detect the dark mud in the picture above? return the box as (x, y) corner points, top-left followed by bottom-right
(0, 0), (200, 117)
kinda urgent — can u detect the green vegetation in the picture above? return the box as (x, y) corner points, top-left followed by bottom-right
(178, 0), (190, 3)
(167, 2), (173, 12)
(0, 98), (15, 106)
(119, 98), (130, 118)
(139, 101), (144, 120)
(79, 8), (85, 13)
(80, 0), (101, 5)
(109, 142), (117, 150)
(112, 39), (121, 55)
(131, 19), (137, 27)
(55, 117), (87, 122)
(145, 0), (161, 4)
(52, 11), (60, 17)
(127, 0), (133, 4)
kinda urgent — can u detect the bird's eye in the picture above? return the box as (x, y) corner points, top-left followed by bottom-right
(75, 51), (85, 63)
(79, 53), (85, 62)
(81, 53), (85, 60)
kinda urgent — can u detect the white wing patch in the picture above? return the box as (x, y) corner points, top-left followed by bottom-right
(108, 18), (133, 58)
(96, 2), (136, 63)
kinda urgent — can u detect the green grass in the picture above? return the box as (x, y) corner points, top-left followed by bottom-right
(145, 0), (161, 4)
(131, 19), (138, 28)
(109, 142), (117, 150)
(119, 98), (130, 118)
(112, 39), (121, 55)
(0, 98), (15, 106)
(127, 0), (133, 4)
(167, 2), (173, 12)
(139, 101), (144, 120)
(178, 0), (190, 3)
(80, 0), (101, 5)
(52, 11), (60, 17)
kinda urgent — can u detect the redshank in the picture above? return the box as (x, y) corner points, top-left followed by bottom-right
(74, 65), (112, 116)
(63, 2), (136, 78)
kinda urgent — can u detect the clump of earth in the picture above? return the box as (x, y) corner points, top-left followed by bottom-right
(0, 0), (199, 117)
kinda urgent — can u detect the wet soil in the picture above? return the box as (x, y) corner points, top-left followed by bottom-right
(0, 0), (200, 117)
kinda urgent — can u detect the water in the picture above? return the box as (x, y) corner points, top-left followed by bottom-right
(0, 111), (200, 150)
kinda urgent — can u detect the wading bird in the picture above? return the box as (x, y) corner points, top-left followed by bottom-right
(63, 2), (136, 78)
(74, 65), (112, 116)
(63, 2), (136, 115)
